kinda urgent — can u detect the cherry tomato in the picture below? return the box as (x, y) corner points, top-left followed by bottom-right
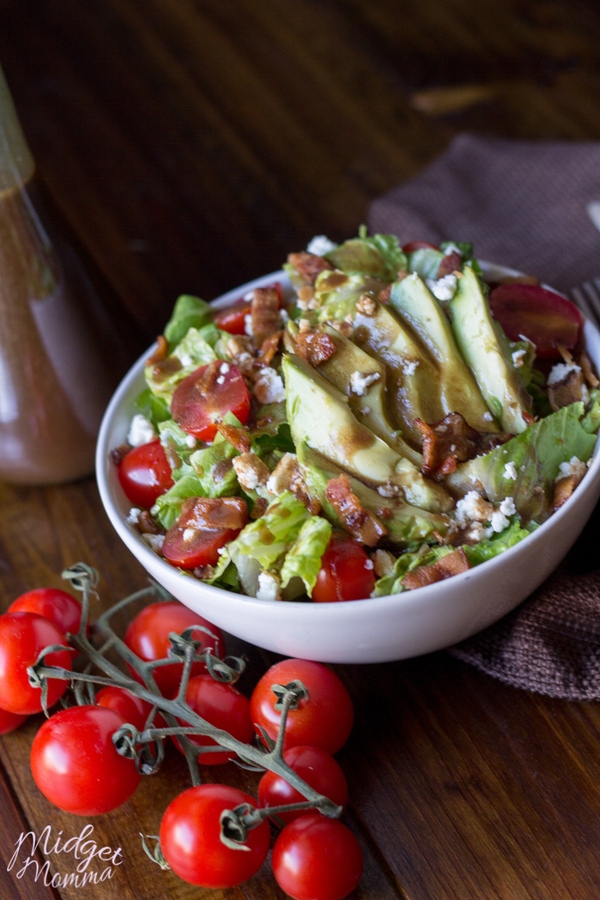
(488, 282), (583, 359)
(258, 745), (348, 822)
(214, 301), (251, 335)
(172, 673), (253, 765)
(249, 658), (354, 755)
(271, 811), (363, 900)
(402, 240), (438, 252)
(170, 361), (251, 442)
(117, 439), (174, 508)
(0, 612), (72, 715)
(8, 587), (83, 635)
(95, 685), (157, 732)
(162, 524), (239, 570)
(312, 533), (375, 602)
(159, 783), (270, 888)
(123, 601), (224, 697)
(30, 705), (141, 815)
(0, 706), (29, 735)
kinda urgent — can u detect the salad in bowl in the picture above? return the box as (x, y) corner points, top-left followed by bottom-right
(105, 230), (600, 607)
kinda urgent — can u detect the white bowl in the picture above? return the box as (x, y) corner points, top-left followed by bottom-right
(96, 267), (600, 664)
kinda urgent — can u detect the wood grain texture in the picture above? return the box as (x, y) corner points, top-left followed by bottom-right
(1, 1), (600, 897)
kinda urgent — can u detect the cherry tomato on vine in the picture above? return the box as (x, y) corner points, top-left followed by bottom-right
(8, 587), (83, 635)
(0, 612), (72, 715)
(123, 601), (224, 697)
(170, 361), (251, 442)
(172, 674), (253, 766)
(312, 533), (375, 602)
(0, 706), (28, 735)
(95, 685), (157, 732)
(271, 811), (363, 900)
(488, 282), (582, 359)
(249, 658), (354, 754)
(258, 745), (348, 822)
(30, 705), (141, 815)
(159, 783), (270, 888)
(117, 439), (174, 508)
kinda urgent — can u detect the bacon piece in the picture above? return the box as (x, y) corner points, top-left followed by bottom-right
(436, 250), (463, 278)
(287, 251), (333, 285)
(402, 547), (470, 590)
(259, 330), (283, 365)
(251, 286), (281, 350)
(295, 328), (336, 367)
(177, 496), (248, 532)
(146, 334), (169, 366)
(216, 422), (252, 453)
(137, 510), (163, 535)
(580, 352), (600, 388)
(415, 413), (512, 481)
(547, 368), (585, 412)
(325, 473), (387, 547)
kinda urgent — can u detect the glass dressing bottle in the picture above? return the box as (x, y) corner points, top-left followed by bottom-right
(0, 64), (133, 484)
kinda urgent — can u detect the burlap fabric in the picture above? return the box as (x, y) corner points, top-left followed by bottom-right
(368, 133), (600, 699)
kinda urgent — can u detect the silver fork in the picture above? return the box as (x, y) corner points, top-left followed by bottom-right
(570, 278), (600, 326)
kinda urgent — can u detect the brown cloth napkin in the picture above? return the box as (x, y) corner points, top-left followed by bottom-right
(368, 133), (600, 700)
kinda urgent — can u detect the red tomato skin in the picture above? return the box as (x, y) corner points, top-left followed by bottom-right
(172, 674), (254, 765)
(95, 685), (156, 732)
(488, 282), (582, 359)
(162, 525), (239, 570)
(0, 706), (28, 735)
(123, 601), (224, 697)
(0, 612), (72, 715)
(258, 745), (349, 822)
(30, 705), (141, 815)
(170, 361), (251, 442)
(8, 587), (83, 635)
(117, 439), (174, 508)
(402, 240), (438, 252)
(272, 812), (364, 900)
(159, 783), (270, 888)
(214, 301), (251, 335)
(312, 534), (375, 602)
(249, 658), (354, 755)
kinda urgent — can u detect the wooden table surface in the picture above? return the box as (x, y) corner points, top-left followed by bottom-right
(1, 1), (600, 898)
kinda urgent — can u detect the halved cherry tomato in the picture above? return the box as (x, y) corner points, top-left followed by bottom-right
(402, 240), (438, 253)
(162, 525), (238, 570)
(117, 439), (174, 508)
(170, 361), (251, 442)
(488, 282), (583, 359)
(312, 533), (375, 603)
(213, 301), (251, 335)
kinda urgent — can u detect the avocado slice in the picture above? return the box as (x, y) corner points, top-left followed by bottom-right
(390, 273), (498, 433)
(351, 298), (446, 446)
(315, 323), (423, 467)
(297, 444), (451, 546)
(449, 267), (532, 434)
(282, 353), (453, 512)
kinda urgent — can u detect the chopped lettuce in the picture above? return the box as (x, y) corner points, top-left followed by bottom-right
(324, 226), (407, 282)
(163, 295), (213, 345)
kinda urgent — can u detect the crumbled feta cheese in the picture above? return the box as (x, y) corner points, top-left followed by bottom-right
(377, 482), (399, 498)
(266, 453), (298, 495)
(307, 235), (338, 256)
(557, 456), (587, 481)
(127, 507), (141, 524)
(455, 490), (494, 526)
(182, 527), (197, 543)
(401, 358), (419, 376)
(254, 367), (286, 404)
(426, 273), (457, 301)
(482, 411), (494, 422)
(499, 497), (517, 517)
(359, 406), (371, 416)
(503, 462), (518, 480)
(547, 362), (581, 386)
(365, 558), (374, 570)
(185, 434), (197, 449)
(256, 571), (281, 602)
(512, 348), (527, 368)
(349, 370), (380, 396)
(489, 509), (510, 533)
(244, 313), (253, 336)
(219, 362), (230, 375)
(216, 375), (225, 384)
(233, 452), (270, 491)
(127, 413), (156, 447)
(143, 534), (164, 553)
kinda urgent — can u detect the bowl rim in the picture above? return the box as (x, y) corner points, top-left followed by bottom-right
(95, 263), (600, 621)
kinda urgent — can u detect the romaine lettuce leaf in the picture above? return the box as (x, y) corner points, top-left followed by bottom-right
(324, 227), (407, 282)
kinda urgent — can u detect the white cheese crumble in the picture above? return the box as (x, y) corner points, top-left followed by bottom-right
(426, 273), (457, 301)
(254, 367), (286, 404)
(307, 235), (338, 256)
(503, 461), (518, 480)
(401, 358), (419, 376)
(127, 507), (141, 525)
(349, 370), (380, 396)
(143, 534), (164, 553)
(512, 348), (527, 368)
(557, 456), (586, 480)
(244, 313), (253, 336)
(547, 362), (581, 386)
(127, 413), (156, 447)
(256, 571), (281, 602)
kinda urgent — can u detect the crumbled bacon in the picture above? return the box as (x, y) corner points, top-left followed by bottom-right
(287, 251), (333, 285)
(415, 413), (512, 481)
(259, 330), (283, 366)
(325, 473), (387, 546)
(216, 422), (252, 453)
(137, 510), (163, 534)
(267, 454), (320, 514)
(552, 474), (580, 511)
(251, 287), (281, 350)
(436, 250), (463, 279)
(402, 547), (470, 590)
(295, 329), (336, 367)
(356, 293), (378, 316)
(177, 496), (248, 532)
(146, 334), (169, 366)
(548, 367), (585, 412)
